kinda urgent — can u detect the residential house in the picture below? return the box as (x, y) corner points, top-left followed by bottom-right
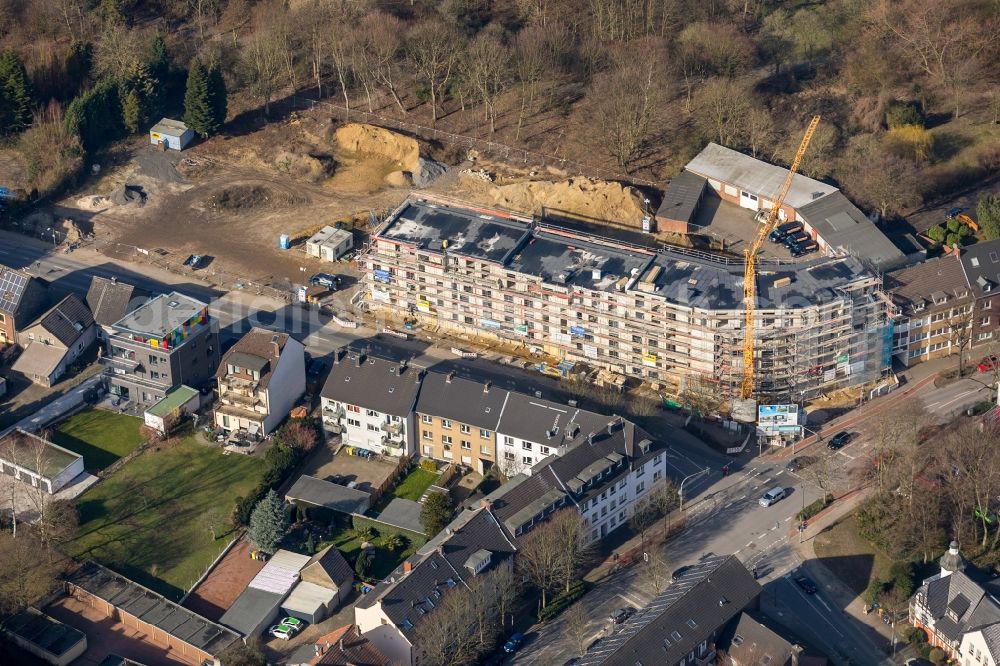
(101, 292), (219, 406)
(578, 555), (762, 666)
(414, 370), (506, 475)
(494, 391), (608, 476)
(66, 561), (240, 663)
(959, 240), (1000, 346)
(12, 294), (96, 387)
(286, 624), (391, 666)
(354, 507), (517, 666)
(293, 545), (355, 613)
(717, 611), (808, 666)
(320, 350), (422, 457)
(0, 429), (85, 494)
(85, 276), (149, 340)
(214, 328), (306, 438)
(0, 266), (49, 345)
(909, 542), (1000, 663)
(485, 416), (667, 543)
(887, 252), (975, 366)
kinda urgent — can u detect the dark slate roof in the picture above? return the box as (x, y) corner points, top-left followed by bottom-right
(921, 570), (1000, 643)
(495, 391), (609, 449)
(578, 555), (761, 666)
(798, 191), (906, 270)
(321, 351), (422, 417)
(303, 545), (355, 588)
(217, 327), (294, 390)
(68, 561), (239, 655)
(354, 508), (516, 635)
(886, 252), (971, 314)
(717, 611), (803, 666)
(86, 276), (149, 327)
(0, 266), (47, 322)
(33, 294), (94, 346)
(486, 418), (661, 536)
(286, 475), (371, 514)
(415, 370), (508, 430)
(3, 608), (86, 658)
(959, 239), (1000, 298)
(656, 170), (707, 224)
(97, 656), (148, 666)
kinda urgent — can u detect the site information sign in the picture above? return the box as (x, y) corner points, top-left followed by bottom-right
(757, 404), (799, 429)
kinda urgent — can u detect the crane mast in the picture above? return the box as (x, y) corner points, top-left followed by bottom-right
(739, 115), (821, 402)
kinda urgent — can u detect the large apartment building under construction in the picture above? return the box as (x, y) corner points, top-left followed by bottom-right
(360, 196), (895, 402)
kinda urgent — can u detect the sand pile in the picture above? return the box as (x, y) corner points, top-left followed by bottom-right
(334, 123), (445, 188)
(490, 177), (648, 226)
(335, 123), (420, 173)
(76, 195), (111, 210)
(274, 145), (335, 183)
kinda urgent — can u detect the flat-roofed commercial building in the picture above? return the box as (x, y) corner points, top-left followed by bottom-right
(361, 196), (893, 402)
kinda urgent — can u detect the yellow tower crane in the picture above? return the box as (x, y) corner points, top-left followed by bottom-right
(739, 115), (821, 403)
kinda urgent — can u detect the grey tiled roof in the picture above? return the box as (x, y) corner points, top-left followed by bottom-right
(321, 351), (422, 417)
(495, 391), (609, 449)
(414, 370), (508, 430)
(578, 555), (761, 665)
(655, 170), (707, 225)
(922, 570), (1000, 644)
(286, 475), (371, 515)
(887, 252), (970, 313)
(959, 239), (1000, 298)
(355, 508), (516, 634)
(217, 327), (294, 390)
(797, 192), (906, 270)
(86, 276), (148, 327)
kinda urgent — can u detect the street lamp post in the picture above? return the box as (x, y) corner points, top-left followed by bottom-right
(678, 467), (710, 512)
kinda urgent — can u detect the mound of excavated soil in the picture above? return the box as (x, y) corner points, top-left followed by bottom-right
(490, 177), (648, 226)
(210, 185), (278, 211)
(274, 147), (335, 183)
(335, 123), (420, 173)
(384, 170), (412, 187)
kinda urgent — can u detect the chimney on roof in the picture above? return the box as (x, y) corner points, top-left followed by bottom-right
(110, 276), (117, 284)
(339, 637), (344, 652)
(333, 348), (341, 364)
(355, 353), (363, 368)
(271, 334), (281, 359)
(403, 560), (413, 573)
(483, 381), (491, 393)
(446, 371), (456, 383)
(315, 644), (321, 656)
(607, 421), (615, 435)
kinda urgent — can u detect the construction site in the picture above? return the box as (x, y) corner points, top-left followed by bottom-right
(360, 119), (903, 410)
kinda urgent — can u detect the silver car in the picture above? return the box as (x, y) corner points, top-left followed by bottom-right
(759, 487), (786, 507)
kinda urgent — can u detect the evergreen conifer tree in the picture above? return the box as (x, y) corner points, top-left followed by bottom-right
(183, 59), (214, 137)
(248, 489), (288, 554)
(207, 62), (227, 133)
(0, 49), (34, 134)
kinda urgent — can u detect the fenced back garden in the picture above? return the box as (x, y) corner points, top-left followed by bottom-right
(50, 408), (144, 472)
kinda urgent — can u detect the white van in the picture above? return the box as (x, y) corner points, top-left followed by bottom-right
(759, 487), (786, 507)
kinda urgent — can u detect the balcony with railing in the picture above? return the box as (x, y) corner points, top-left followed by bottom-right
(100, 354), (142, 374)
(382, 421), (403, 437)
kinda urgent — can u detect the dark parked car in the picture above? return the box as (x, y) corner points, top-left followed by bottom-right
(790, 240), (818, 257)
(309, 273), (341, 289)
(785, 458), (801, 473)
(828, 431), (853, 450)
(769, 221), (803, 243)
(610, 607), (635, 624)
(783, 232), (810, 248)
(795, 576), (818, 594)
(947, 207), (965, 219)
(503, 632), (524, 654)
(671, 565), (693, 582)
(183, 254), (204, 269)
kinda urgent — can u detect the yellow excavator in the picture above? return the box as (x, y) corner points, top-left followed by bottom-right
(736, 116), (821, 414)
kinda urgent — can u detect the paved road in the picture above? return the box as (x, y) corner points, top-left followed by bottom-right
(919, 373), (995, 422)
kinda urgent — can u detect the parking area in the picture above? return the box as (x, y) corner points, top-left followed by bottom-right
(45, 595), (200, 666)
(182, 540), (265, 622)
(689, 194), (797, 260)
(302, 444), (399, 495)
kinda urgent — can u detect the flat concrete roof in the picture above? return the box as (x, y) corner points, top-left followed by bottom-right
(113, 292), (208, 339)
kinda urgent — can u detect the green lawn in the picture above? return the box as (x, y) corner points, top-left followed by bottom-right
(392, 468), (440, 502)
(51, 408), (145, 472)
(65, 434), (267, 600)
(813, 515), (894, 597)
(323, 529), (418, 581)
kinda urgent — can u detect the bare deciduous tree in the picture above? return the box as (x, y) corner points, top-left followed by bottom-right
(463, 32), (511, 134)
(564, 602), (591, 657)
(240, 30), (284, 116)
(357, 13), (408, 115)
(406, 21), (462, 124)
(0, 531), (62, 615)
(840, 136), (921, 220)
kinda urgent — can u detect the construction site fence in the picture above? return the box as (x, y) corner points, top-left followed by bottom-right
(280, 95), (662, 190)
